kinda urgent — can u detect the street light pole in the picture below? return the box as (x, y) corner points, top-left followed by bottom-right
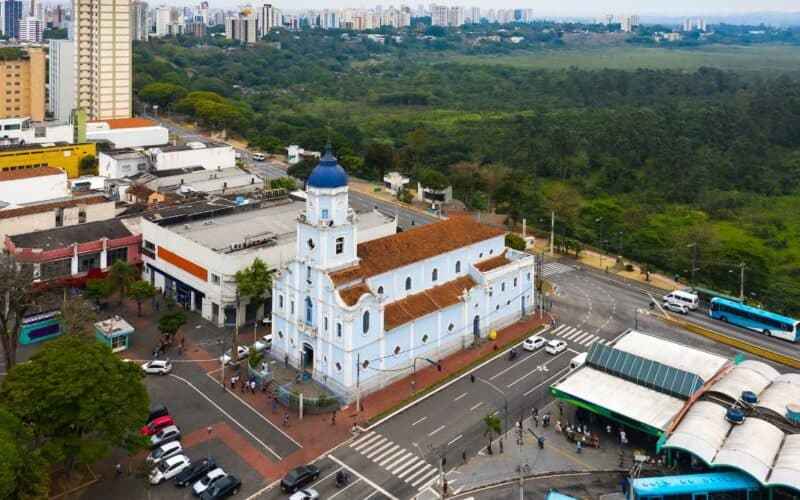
(476, 376), (509, 438)
(356, 353), (361, 413)
(739, 263), (745, 300)
(549, 210), (555, 256)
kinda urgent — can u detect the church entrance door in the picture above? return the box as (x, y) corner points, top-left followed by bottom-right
(302, 342), (314, 374)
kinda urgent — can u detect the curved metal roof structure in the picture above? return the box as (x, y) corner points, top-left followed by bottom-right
(769, 434), (800, 490)
(707, 360), (779, 402)
(759, 373), (800, 418)
(712, 418), (784, 483)
(663, 401), (729, 465)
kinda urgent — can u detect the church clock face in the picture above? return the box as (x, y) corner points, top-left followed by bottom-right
(307, 238), (315, 250)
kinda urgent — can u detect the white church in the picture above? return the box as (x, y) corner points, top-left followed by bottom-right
(270, 148), (537, 401)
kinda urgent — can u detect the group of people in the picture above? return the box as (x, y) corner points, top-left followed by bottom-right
(229, 374), (264, 394)
(152, 335), (184, 359)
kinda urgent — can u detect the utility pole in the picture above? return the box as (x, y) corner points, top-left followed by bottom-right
(549, 211), (555, 256)
(687, 243), (698, 284)
(739, 263), (745, 300)
(356, 353), (361, 413)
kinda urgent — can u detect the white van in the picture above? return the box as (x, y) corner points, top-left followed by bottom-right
(252, 152), (266, 161)
(570, 352), (587, 370)
(662, 290), (699, 311)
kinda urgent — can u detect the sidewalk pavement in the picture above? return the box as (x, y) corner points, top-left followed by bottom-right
(442, 402), (630, 496)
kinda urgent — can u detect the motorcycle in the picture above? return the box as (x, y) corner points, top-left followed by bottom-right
(508, 348), (518, 361)
(336, 471), (350, 488)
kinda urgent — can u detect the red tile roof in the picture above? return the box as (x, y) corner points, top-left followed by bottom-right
(0, 194), (108, 220)
(0, 166), (64, 181)
(330, 216), (505, 286)
(384, 275), (476, 331)
(92, 117), (157, 129)
(339, 283), (371, 306)
(474, 250), (510, 273)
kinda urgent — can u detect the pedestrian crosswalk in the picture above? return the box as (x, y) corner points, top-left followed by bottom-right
(349, 431), (439, 488)
(550, 323), (609, 347)
(542, 262), (575, 278)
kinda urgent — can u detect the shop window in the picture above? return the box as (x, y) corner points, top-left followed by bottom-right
(405, 277), (412, 290)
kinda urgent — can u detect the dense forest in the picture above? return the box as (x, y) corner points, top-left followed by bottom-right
(134, 32), (800, 315)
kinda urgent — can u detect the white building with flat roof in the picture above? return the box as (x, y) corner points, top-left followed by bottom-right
(140, 195), (397, 327)
(98, 149), (149, 179)
(86, 117), (169, 149)
(0, 166), (69, 207)
(149, 141), (235, 172)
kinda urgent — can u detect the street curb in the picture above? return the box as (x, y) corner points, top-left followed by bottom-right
(447, 469), (626, 498)
(367, 323), (550, 431)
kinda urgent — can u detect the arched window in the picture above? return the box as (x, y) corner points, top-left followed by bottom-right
(432, 268), (438, 282)
(377, 286), (384, 295)
(363, 310), (370, 334)
(405, 277), (412, 291)
(305, 297), (313, 325)
(455, 261), (461, 273)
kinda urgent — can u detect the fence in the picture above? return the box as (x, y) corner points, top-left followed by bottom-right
(275, 383), (342, 415)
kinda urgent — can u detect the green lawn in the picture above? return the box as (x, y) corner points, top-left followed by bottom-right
(439, 44), (800, 73)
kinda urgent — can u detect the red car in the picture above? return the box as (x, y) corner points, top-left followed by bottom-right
(140, 415), (175, 436)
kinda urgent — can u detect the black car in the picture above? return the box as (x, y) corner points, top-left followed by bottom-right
(280, 465), (320, 493)
(148, 404), (169, 423)
(199, 475), (241, 499)
(174, 458), (217, 488)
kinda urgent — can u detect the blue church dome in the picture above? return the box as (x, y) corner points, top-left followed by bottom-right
(307, 146), (348, 189)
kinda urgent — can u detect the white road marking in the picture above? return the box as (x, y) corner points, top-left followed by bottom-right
(411, 468), (439, 488)
(365, 440), (394, 459)
(428, 424), (446, 437)
(361, 493), (378, 500)
(372, 443), (399, 463)
(350, 431), (376, 448)
(488, 348), (546, 381)
(393, 456), (423, 477)
(523, 366), (571, 397)
(411, 416), (428, 426)
(507, 351), (568, 388)
(573, 332), (592, 344)
(454, 392), (468, 401)
(354, 434), (383, 452)
(551, 324), (568, 335)
(377, 447), (407, 467)
(169, 374), (282, 460)
(328, 454), (399, 500)
(584, 337), (598, 347)
(397, 459), (427, 480)
(386, 452), (416, 473)
(469, 402), (484, 411)
(406, 463), (435, 484)
(327, 478), (362, 500)
(309, 467), (343, 489)
(447, 434), (463, 446)
(565, 329), (583, 340)
(557, 327), (576, 338)
(360, 436), (388, 455)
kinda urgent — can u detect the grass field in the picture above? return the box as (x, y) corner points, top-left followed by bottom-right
(439, 44), (800, 73)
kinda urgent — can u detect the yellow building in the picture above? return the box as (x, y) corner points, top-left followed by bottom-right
(0, 47), (45, 122)
(0, 143), (97, 178)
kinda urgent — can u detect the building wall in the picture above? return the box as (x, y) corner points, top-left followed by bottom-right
(74, 0), (132, 120)
(0, 172), (69, 206)
(86, 125), (168, 149)
(0, 143), (96, 178)
(0, 118), (73, 145)
(0, 200), (116, 241)
(2, 0), (22, 38)
(98, 152), (147, 178)
(153, 145), (235, 172)
(131, 1), (148, 41)
(0, 48), (45, 121)
(48, 39), (75, 123)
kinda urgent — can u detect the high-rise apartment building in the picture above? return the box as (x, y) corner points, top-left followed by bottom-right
(258, 3), (278, 36)
(430, 4), (447, 26)
(18, 16), (42, 42)
(0, 47), (45, 121)
(467, 7), (480, 24)
(74, 0), (132, 120)
(154, 6), (171, 37)
(225, 12), (257, 44)
(2, 0), (22, 38)
(48, 39), (75, 122)
(447, 6), (464, 26)
(131, 1), (148, 41)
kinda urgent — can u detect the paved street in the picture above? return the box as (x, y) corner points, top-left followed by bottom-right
(349, 190), (439, 231)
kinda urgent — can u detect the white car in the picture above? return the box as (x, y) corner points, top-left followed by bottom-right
(147, 440), (183, 465)
(663, 301), (689, 315)
(289, 489), (320, 500)
(141, 359), (173, 375)
(522, 336), (546, 351)
(219, 345), (250, 365)
(545, 339), (567, 355)
(149, 454), (191, 484)
(150, 425), (181, 448)
(252, 152), (266, 161)
(193, 467), (227, 495)
(253, 334), (273, 353)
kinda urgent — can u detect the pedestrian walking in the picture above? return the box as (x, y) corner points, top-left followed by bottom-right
(533, 414), (538, 427)
(538, 436), (545, 449)
(576, 440), (582, 454)
(470, 373), (475, 383)
(284, 353), (289, 368)
(115, 463), (122, 476)
(331, 411), (336, 426)
(272, 399), (278, 413)
(621, 430), (628, 445)
(250, 380), (256, 393)
(283, 413), (289, 427)
(499, 439), (504, 454)
(462, 450), (467, 463)
(532, 406), (538, 417)
(606, 424), (612, 435)
(558, 402), (563, 417)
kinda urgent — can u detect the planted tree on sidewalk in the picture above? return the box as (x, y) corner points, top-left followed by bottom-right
(0, 406), (49, 499)
(107, 260), (138, 305)
(128, 280), (157, 317)
(85, 278), (113, 308)
(0, 335), (149, 475)
(0, 254), (38, 370)
(59, 296), (97, 336)
(158, 307), (187, 343)
(234, 258), (274, 365)
(483, 413), (502, 438)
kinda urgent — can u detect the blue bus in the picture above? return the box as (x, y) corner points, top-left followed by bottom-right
(709, 297), (799, 343)
(628, 471), (764, 500)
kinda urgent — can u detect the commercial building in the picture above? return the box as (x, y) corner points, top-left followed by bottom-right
(18, 16), (42, 42)
(225, 11), (258, 44)
(258, 3), (279, 36)
(98, 149), (148, 178)
(140, 195), (397, 327)
(271, 150), (535, 400)
(0, 47), (45, 121)
(0, 166), (69, 207)
(86, 117), (168, 149)
(74, 0), (132, 120)
(0, 117), (73, 146)
(148, 141), (235, 172)
(0, 192), (115, 241)
(131, 1), (149, 41)
(0, 142), (97, 178)
(6, 218), (141, 286)
(2, 0), (22, 38)
(141, 166), (263, 197)
(47, 39), (75, 123)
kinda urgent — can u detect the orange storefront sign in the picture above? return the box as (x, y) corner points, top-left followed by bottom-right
(157, 246), (208, 281)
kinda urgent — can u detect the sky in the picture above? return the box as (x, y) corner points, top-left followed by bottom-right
(207, 0), (799, 15)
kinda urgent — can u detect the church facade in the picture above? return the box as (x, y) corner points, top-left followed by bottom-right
(270, 149), (537, 401)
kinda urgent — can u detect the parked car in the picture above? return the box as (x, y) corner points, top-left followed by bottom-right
(147, 441), (183, 466)
(149, 454), (191, 485)
(140, 415), (175, 436)
(545, 339), (567, 355)
(193, 467), (227, 496)
(663, 301), (689, 315)
(252, 152), (266, 161)
(253, 334), (272, 352)
(522, 335), (546, 351)
(199, 475), (241, 500)
(142, 359), (173, 375)
(150, 425), (181, 448)
(148, 404), (169, 423)
(289, 489), (319, 500)
(175, 458), (217, 488)
(281, 465), (320, 493)
(219, 346), (249, 365)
